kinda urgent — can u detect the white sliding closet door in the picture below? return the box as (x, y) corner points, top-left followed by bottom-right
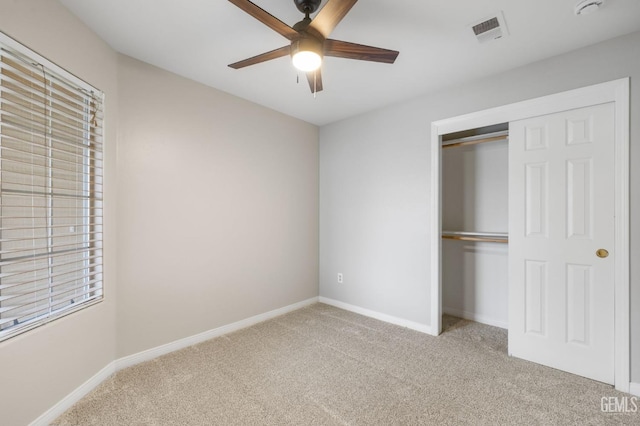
(508, 103), (615, 384)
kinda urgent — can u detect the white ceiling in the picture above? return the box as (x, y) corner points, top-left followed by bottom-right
(60, 0), (640, 126)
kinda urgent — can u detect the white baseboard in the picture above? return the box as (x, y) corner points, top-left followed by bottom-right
(630, 382), (640, 397)
(31, 297), (319, 425)
(116, 296), (319, 370)
(443, 306), (508, 330)
(319, 297), (432, 334)
(30, 361), (116, 426)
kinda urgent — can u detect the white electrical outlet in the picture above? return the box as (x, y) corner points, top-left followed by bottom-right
(337, 273), (343, 284)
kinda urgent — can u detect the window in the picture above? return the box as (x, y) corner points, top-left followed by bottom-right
(0, 33), (104, 341)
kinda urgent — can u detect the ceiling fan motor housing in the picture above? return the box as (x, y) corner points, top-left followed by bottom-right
(294, 0), (322, 15)
(291, 35), (323, 59)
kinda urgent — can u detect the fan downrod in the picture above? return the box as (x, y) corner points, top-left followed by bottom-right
(294, 0), (321, 15)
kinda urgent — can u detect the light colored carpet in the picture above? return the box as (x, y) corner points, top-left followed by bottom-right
(53, 303), (636, 425)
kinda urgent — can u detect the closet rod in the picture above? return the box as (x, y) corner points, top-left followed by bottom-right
(442, 130), (508, 149)
(441, 231), (508, 243)
(442, 235), (508, 243)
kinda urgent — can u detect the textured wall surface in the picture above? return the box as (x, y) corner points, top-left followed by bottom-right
(116, 55), (319, 358)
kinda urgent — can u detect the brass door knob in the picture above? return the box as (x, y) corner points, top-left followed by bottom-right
(596, 249), (609, 258)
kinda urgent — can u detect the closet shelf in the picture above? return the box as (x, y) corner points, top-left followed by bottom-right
(441, 231), (508, 243)
(442, 130), (508, 149)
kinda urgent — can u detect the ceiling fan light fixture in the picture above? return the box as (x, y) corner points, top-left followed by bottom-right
(291, 37), (323, 72)
(292, 51), (322, 71)
(227, 0), (400, 93)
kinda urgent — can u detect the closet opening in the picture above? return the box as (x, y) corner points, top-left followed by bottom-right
(430, 79), (629, 390)
(440, 123), (509, 331)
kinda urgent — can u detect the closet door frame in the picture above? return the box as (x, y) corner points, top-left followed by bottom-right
(429, 78), (630, 393)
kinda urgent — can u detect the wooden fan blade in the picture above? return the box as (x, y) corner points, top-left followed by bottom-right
(306, 69), (323, 93)
(324, 39), (399, 63)
(228, 45), (291, 69)
(228, 0), (299, 40)
(308, 0), (358, 39)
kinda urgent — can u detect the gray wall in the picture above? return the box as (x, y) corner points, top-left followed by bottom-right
(320, 30), (640, 381)
(0, 1), (119, 425)
(116, 55), (319, 357)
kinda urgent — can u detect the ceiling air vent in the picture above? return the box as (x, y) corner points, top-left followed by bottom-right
(470, 12), (509, 43)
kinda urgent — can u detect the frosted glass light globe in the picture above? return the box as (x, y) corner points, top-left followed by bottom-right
(292, 50), (322, 72)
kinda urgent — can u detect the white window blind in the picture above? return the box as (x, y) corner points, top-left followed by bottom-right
(0, 33), (104, 342)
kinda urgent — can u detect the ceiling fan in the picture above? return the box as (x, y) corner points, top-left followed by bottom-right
(228, 0), (400, 94)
